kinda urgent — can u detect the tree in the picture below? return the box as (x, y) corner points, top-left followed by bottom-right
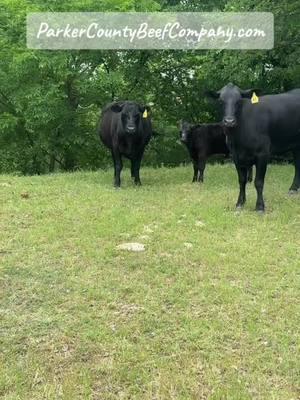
(0, 0), (299, 173)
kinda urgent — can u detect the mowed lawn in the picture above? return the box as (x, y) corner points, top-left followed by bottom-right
(0, 164), (299, 400)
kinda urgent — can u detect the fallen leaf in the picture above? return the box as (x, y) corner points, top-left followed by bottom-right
(195, 220), (205, 227)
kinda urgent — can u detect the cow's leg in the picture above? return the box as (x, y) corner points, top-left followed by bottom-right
(130, 162), (135, 179)
(197, 158), (206, 183)
(192, 159), (198, 182)
(131, 154), (143, 186)
(235, 164), (248, 208)
(288, 150), (300, 193)
(247, 166), (253, 183)
(112, 150), (123, 188)
(111, 150), (116, 178)
(254, 158), (268, 212)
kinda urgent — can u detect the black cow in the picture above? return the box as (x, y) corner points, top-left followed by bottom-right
(99, 101), (152, 187)
(179, 120), (253, 183)
(208, 83), (300, 211)
(179, 121), (229, 182)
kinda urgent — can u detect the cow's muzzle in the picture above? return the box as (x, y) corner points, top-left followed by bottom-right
(180, 134), (187, 143)
(223, 117), (237, 128)
(126, 126), (136, 134)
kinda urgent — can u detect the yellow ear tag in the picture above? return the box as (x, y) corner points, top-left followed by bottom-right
(251, 92), (259, 104)
(142, 109), (148, 118)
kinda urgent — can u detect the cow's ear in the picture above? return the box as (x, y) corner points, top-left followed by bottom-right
(241, 88), (261, 98)
(111, 103), (124, 113)
(205, 90), (220, 99)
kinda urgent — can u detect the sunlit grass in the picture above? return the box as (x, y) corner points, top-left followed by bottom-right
(0, 164), (299, 399)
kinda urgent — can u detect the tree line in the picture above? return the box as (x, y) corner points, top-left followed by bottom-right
(0, 0), (299, 174)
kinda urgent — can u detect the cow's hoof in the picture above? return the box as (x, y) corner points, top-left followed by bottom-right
(288, 189), (299, 195)
(256, 210), (265, 215)
(114, 185), (121, 190)
(235, 205), (243, 212)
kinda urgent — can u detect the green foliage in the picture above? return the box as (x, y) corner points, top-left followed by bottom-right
(0, 0), (299, 174)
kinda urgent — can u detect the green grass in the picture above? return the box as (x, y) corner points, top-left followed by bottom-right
(0, 164), (299, 400)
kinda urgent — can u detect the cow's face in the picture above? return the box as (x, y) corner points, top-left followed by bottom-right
(179, 121), (192, 143)
(207, 83), (258, 128)
(111, 102), (147, 134)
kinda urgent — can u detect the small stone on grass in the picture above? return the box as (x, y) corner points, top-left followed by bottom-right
(116, 242), (145, 252)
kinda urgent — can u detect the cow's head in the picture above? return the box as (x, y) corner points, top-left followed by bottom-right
(179, 120), (192, 143)
(207, 83), (259, 128)
(111, 102), (149, 134)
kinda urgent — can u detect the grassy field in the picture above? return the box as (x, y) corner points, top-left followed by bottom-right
(0, 164), (299, 400)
